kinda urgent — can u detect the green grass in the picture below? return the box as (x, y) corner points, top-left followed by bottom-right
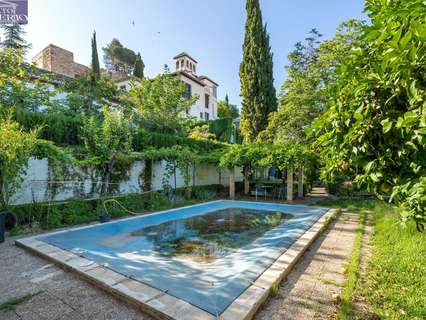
(338, 211), (366, 319)
(316, 198), (426, 319)
(0, 291), (42, 311)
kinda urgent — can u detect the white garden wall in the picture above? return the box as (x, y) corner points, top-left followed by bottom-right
(11, 158), (244, 205)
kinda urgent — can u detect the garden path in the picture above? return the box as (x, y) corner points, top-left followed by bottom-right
(254, 211), (359, 320)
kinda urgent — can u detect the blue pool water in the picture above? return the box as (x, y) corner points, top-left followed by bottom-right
(38, 200), (328, 315)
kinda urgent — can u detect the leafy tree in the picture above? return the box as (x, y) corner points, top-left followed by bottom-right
(61, 75), (119, 115)
(0, 24), (31, 53)
(0, 49), (52, 112)
(128, 66), (198, 134)
(240, 0), (277, 143)
(189, 124), (215, 140)
(0, 114), (38, 209)
(208, 118), (235, 143)
(217, 94), (239, 119)
(262, 21), (364, 143)
(133, 52), (144, 79)
(90, 31), (101, 82)
(313, 0), (426, 228)
(80, 106), (132, 195)
(103, 38), (137, 74)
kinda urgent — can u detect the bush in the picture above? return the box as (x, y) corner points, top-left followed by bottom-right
(9, 185), (225, 231)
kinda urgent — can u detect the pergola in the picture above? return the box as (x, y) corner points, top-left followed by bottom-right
(220, 143), (314, 201)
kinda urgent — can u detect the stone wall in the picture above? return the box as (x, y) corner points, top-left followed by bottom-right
(10, 158), (244, 205)
(32, 44), (89, 79)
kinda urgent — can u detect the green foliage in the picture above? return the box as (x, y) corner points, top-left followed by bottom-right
(339, 211), (366, 319)
(90, 31), (101, 82)
(0, 115), (39, 209)
(208, 118), (235, 143)
(133, 52), (145, 78)
(189, 124), (216, 141)
(361, 203), (426, 319)
(0, 49), (53, 112)
(103, 38), (137, 74)
(10, 187), (217, 231)
(220, 142), (315, 171)
(0, 24), (31, 53)
(11, 108), (83, 146)
(0, 292), (42, 311)
(313, 0), (426, 227)
(61, 75), (119, 114)
(129, 67), (198, 134)
(217, 94), (239, 119)
(262, 21), (364, 143)
(219, 143), (269, 169)
(240, 0), (277, 143)
(318, 199), (426, 319)
(80, 106), (133, 194)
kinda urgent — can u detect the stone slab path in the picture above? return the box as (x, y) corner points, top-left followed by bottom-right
(254, 212), (359, 320)
(1, 210), (358, 320)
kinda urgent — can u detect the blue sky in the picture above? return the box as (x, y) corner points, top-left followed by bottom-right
(23, 0), (366, 107)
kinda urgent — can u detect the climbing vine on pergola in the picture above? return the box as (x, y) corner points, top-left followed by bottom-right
(220, 143), (316, 200)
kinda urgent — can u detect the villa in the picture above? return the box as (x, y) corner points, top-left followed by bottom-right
(172, 52), (219, 121)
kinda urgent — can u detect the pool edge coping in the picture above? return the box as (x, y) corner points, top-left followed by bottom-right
(15, 204), (338, 320)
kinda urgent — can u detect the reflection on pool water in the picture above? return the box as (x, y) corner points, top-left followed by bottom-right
(130, 208), (294, 262)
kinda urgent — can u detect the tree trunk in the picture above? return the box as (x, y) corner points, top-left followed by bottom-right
(229, 167), (235, 199)
(144, 159), (153, 208)
(101, 156), (115, 195)
(287, 168), (294, 202)
(298, 166), (304, 198)
(244, 165), (250, 195)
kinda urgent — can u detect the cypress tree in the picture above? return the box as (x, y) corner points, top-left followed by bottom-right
(133, 52), (144, 78)
(0, 24), (30, 53)
(240, 0), (277, 143)
(90, 31), (101, 81)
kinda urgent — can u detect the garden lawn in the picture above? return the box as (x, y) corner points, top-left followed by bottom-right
(316, 198), (426, 319)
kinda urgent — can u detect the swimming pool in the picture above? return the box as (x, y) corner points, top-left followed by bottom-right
(36, 200), (329, 316)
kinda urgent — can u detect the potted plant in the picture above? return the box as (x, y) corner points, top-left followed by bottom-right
(0, 116), (38, 242)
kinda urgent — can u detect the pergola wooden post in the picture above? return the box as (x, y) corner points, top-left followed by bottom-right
(229, 166), (235, 199)
(287, 168), (294, 202)
(298, 166), (304, 198)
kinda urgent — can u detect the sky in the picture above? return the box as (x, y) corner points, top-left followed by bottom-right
(20, 0), (366, 108)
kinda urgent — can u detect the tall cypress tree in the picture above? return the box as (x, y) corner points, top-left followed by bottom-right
(133, 52), (144, 78)
(0, 24), (30, 53)
(240, 0), (277, 143)
(91, 31), (101, 82)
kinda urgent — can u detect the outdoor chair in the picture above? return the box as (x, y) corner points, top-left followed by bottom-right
(275, 184), (287, 201)
(252, 183), (267, 200)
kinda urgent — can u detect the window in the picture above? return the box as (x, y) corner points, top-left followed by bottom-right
(200, 112), (203, 119)
(186, 60), (189, 68)
(181, 60), (184, 68)
(193, 65), (196, 73)
(183, 83), (191, 99)
(205, 112), (209, 121)
(176, 61), (179, 70)
(205, 94), (210, 109)
(212, 86), (217, 98)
